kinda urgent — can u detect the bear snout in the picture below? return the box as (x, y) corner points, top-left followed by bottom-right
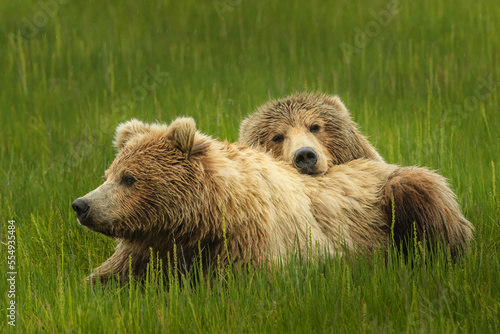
(293, 147), (318, 174)
(72, 198), (90, 222)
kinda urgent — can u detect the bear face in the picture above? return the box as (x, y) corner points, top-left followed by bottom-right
(72, 118), (202, 241)
(239, 92), (384, 175)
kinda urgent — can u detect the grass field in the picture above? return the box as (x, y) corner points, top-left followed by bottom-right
(1, 0), (499, 332)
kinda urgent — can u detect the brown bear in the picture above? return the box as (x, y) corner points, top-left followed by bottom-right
(239, 92), (473, 255)
(73, 117), (459, 283)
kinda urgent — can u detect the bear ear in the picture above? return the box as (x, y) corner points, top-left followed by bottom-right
(321, 94), (351, 116)
(114, 119), (151, 151)
(166, 117), (196, 154)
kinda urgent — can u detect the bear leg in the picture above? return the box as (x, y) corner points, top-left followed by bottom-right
(87, 241), (150, 285)
(381, 167), (473, 257)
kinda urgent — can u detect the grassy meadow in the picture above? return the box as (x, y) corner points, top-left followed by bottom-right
(1, 0), (499, 332)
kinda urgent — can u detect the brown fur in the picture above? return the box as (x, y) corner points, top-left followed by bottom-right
(239, 92), (474, 255)
(73, 118), (432, 284)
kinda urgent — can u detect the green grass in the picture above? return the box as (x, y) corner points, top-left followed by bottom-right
(1, 0), (499, 332)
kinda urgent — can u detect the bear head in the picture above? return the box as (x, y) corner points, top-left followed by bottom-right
(72, 118), (202, 241)
(239, 92), (384, 175)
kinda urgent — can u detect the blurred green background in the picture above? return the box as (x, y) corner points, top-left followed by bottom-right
(1, 0), (499, 332)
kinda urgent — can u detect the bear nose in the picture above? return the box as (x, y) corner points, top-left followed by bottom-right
(72, 198), (90, 219)
(293, 147), (318, 174)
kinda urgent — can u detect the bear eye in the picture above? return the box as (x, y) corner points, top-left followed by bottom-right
(310, 124), (320, 133)
(272, 134), (284, 143)
(122, 175), (136, 186)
